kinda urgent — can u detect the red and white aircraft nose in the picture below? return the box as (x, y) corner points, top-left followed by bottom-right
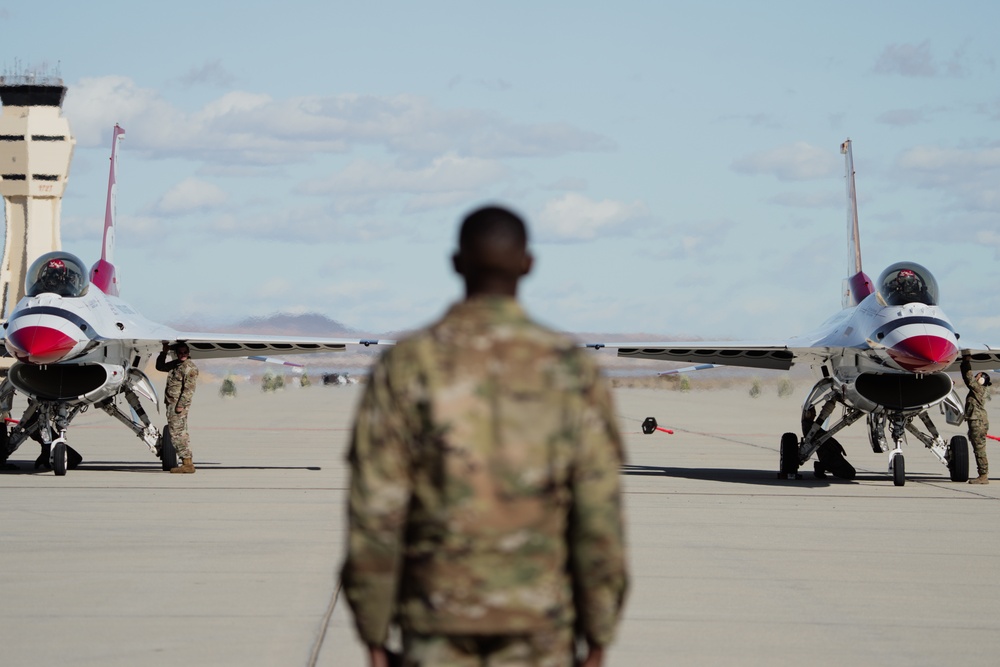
(5, 314), (89, 365)
(883, 325), (959, 373)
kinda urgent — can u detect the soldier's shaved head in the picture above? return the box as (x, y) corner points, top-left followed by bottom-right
(453, 205), (533, 298)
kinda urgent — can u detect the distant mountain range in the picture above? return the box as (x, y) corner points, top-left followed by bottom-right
(168, 312), (391, 339)
(172, 311), (696, 345)
(229, 313), (361, 337)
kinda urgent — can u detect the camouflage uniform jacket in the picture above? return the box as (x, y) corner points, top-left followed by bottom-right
(962, 358), (989, 423)
(156, 354), (199, 410)
(341, 296), (628, 647)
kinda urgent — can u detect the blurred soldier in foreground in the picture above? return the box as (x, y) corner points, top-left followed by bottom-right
(962, 353), (991, 484)
(156, 342), (199, 474)
(341, 205), (628, 667)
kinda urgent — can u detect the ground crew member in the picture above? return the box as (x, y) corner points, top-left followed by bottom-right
(341, 205), (628, 667)
(802, 406), (856, 481)
(962, 353), (991, 484)
(156, 342), (198, 474)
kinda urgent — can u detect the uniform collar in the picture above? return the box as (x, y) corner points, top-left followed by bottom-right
(446, 295), (526, 320)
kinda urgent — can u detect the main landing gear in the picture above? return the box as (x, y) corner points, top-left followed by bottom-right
(0, 378), (163, 476)
(157, 426), (177, 471)
(779, 377), (969, 486)
(947, 435), (970, 483)
(779, 432), (800, 479)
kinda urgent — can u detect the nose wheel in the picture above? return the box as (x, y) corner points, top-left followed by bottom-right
(51, 441), (68, 477)
(890, 450), (905, 486)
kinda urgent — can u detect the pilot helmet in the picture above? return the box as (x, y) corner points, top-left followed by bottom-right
(895, 268), (919, 287)
(40, 258), (69, 286)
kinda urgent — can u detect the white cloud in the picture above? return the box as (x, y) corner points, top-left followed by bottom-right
(60, 214), (103, 243)
(151, 178), (228, 215)
(403, 192), (475, 214)
(719, 112), (784, 130)
(645, 219), (738, 260)
(876, 108), (930, 127)
(299, 153), (508, 197)
(873, 40), (937, 77)
(534, 193), (647, 243)
(897, 144), (1000, 173)
(768, 190), (842, 209)
(895, 144), (1000, 211)
(64, 76), (187, 149)
(542, 177), (588, 192)
(209, 207), (408, 244)
(977, 230), (1000, 257)
(64, 76), (611, 165)
(177, 59), (236, 88)
(731, 142), (839, 181)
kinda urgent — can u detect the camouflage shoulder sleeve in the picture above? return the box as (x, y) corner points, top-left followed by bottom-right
(566, 350), (629, 646)
(961, 359), (975, 389)
(177, 362), (198, 408)
(340, 344), (418, 645)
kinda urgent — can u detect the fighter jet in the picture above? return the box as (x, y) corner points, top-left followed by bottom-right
(0, 125), (389, 474)
(589, 139), (1000, 486)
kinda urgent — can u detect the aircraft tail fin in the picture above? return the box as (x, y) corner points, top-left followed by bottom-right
(840, 138), (873, 308)
(89, 124), (125, 296)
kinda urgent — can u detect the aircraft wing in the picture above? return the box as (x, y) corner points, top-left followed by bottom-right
(584, 340), (833, 371)
(944, 346), (1000, 373)
(165, 331), (393, 360)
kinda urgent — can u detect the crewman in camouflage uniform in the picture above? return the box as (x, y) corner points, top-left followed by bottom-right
(156, 342), (199, 474)
(341, 205), (628, 667)
(962, 353), (991, 484)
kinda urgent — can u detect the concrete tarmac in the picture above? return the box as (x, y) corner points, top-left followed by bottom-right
(2, 383), (999, 666)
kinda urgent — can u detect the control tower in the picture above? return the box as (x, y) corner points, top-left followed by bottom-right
(0, 69), (75, 319)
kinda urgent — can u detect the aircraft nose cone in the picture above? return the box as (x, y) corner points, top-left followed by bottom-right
(6, 325), (79, 364)
(888, 334), (959, 373)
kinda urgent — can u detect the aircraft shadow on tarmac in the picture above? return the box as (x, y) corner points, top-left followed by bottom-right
(1, 460), (322, 473)
(621, 464), (957, 487)
(622, 464), (833, 487)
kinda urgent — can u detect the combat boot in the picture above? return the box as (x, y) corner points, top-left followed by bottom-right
(968, 473), (989, 485)
(170, 457), (196, 474)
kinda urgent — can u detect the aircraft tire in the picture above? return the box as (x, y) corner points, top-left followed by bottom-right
(948, 435), (970, 482)
(160, 427), (177, 471)
(52, 442), (68, 477)
(893, 454), (905, 487)
(0, 424), (13, 471)
(780, 432), (799, 476)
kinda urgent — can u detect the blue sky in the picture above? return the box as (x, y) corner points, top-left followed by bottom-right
(3, 1), (1000, 344)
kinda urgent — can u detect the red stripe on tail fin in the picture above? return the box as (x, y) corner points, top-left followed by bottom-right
(841, 139), (873, 307)
(90, 124), (125, 296)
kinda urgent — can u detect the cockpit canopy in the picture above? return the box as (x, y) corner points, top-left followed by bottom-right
(877, 261), (939, 306)
(26, 251), (90, 298)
